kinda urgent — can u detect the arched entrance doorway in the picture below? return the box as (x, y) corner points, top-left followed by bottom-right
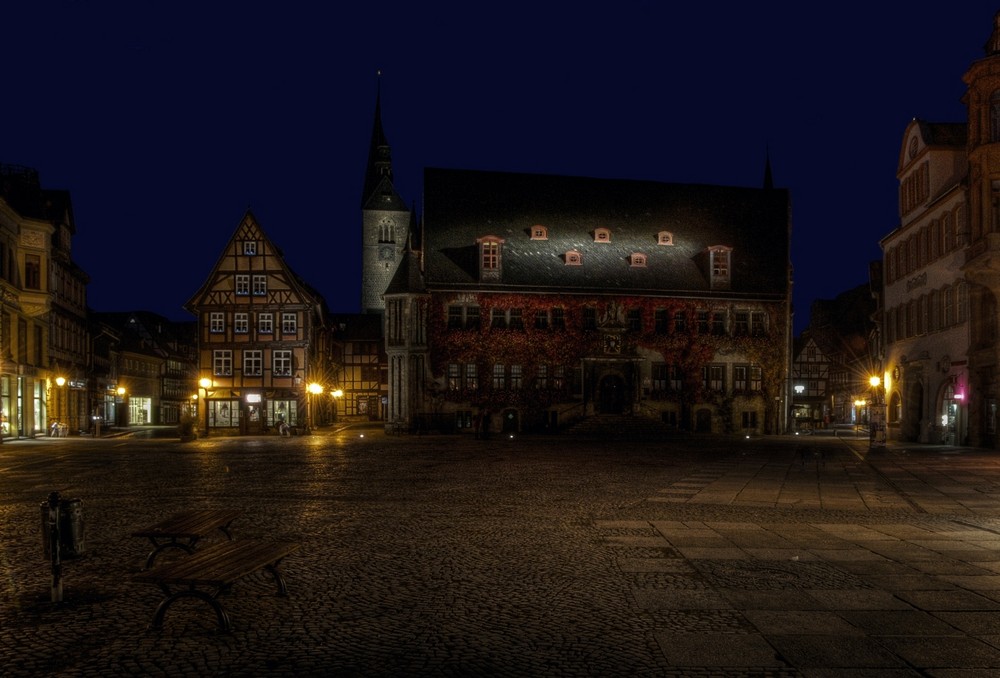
(598, 375), (625, 414)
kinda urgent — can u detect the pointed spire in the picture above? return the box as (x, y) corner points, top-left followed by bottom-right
(362, 70), (394, 208)
(762, 146), (774, 190)
(986, 11), (1000, 55)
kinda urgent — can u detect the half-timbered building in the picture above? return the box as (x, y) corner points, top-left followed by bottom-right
(185, 210), (333, 435)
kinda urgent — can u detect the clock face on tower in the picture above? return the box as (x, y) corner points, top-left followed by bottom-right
(379, 245), (395, 261)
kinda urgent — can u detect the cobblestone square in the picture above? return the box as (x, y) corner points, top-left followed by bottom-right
(4, 427), (1000, 676)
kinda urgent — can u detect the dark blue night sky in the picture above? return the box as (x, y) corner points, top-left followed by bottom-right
(4, 2), (997, 333)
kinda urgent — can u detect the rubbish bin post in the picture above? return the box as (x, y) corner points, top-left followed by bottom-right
(47, 490), (62, 602)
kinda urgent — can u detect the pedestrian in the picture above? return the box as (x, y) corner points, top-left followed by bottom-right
(50, 421), (59, 437)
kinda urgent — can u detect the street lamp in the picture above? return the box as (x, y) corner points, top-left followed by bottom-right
(54, 376), (66, 436)
(307, 383), (323, 432)
(199, 378), (213, 436)
(331, 388), (344, 423)
(853, 398), (866, 437)
(117, 386), (127, 428)
(869, 375), (886, 449)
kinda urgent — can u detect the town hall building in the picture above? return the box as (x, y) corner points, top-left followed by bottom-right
(363, 94), (794, 435)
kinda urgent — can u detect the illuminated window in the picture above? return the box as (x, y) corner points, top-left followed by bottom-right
(630, 253), (647, 267)
(252, 275), (267, 296)
(273, 350), (292, 376)
(702, 364), (725, 391)
(708, 246), (732, 289)
(531, 225), (547, 240)
(213, 350), (232, 376)
(258, 312), (273, 334)
(657, 231), (674, 246)
(594, 228), (611, 243)
(565, 250), (582, 265)
(234, 313), (248, 334)
(235, 274), (250, 295)
(210, 312), (224, 333)
(477, 235), (504, 281)
(243, 350), (262, 376)
(482, 241), (499, 269)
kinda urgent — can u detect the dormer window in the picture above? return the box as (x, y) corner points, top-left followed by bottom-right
(630, 253), (647, 267)
(477, 235), (504, 281)
(594, 228), (611, 243)
(708, 245), (732, 290)
(565, 250), (582, 266)
(657, 231), (674, 246)
(530, 225), (548, 240)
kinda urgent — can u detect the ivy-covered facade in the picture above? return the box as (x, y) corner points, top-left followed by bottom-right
(382, 167), (793, 435)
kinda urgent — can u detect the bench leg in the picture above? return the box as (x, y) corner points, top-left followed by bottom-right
(265, 562), (289, 596)
(144, 538), (196, 570)
(150, 588), (232, 633)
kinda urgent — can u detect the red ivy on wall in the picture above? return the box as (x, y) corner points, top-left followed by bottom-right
(427, 292), (787, 410)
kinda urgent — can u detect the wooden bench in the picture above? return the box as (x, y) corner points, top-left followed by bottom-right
(132, 539), (300, 632)
(131, 509), (242, 569)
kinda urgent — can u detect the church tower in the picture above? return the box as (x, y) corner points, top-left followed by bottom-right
(360, 79), (410, 314)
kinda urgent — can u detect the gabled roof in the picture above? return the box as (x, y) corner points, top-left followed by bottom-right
(90, 310), (196, 359)
(183, 210), (322, 314)
(383, 248), (425, 296)
(421, 168), (791, 298)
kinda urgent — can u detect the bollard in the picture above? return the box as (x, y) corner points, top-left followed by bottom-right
(40, 492), (85, 603)
(43, 491), (62, 602)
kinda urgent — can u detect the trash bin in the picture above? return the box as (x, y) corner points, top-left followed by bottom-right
(40, 495), (85, 559)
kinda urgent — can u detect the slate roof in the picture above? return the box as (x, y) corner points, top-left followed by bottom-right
(421, 168), (790, 299)
(917, 120), (966, 148)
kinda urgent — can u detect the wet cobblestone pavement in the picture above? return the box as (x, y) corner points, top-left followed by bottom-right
(4, 427), (1000, 676)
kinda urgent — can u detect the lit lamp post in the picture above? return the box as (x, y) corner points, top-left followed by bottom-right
(853, 398), (866, 437)
(199, 378), (213, 436)
(869, 375), (886, 449)
(54, 376), (66, 436)
(331, 388), (344, 423)
(307, 382), (323, 433)
(117, 387), (127, 428)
